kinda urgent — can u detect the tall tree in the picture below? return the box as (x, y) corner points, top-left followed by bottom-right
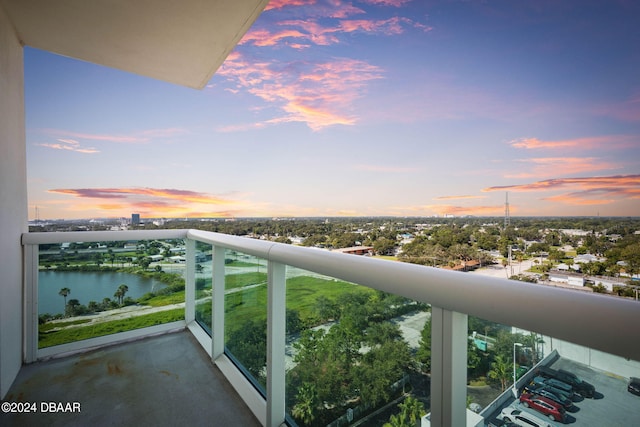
(59, 287), (70, 315)
(488, 354), (512, 392)
(416, 317), (431, 372)
(116, 284), (129, 305)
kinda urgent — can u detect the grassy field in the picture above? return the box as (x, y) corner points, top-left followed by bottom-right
(39, 308), (184, 348)
(144, 290), (186, 306)
(38, 272), (369, 348)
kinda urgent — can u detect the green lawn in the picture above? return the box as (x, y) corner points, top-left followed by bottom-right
(38, 273), (372, 348)
(226, 272), (267, 289)
(373, 255), (398, 261)
(143, 290), (186, 307)
(39, 308), (184, 348)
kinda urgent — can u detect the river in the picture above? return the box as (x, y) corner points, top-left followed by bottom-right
(39, 271), (165, 316)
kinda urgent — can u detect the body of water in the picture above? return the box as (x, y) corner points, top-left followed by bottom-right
(39, 271), (165, 315)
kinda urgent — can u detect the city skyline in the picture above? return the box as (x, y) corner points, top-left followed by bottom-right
(26, 0), (640, 219)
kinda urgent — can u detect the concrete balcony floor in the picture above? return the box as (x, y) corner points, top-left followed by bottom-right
(1, 330), (261, 427)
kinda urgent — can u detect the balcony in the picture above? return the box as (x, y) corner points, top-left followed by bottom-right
(2, 229), (638, 426)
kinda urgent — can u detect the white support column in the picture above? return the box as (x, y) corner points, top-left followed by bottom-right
(24, 244), (38, 363)
(430, 306), (468, 427)
(185, 239), (196, 324)
(266, 261), (286, 427)
(211, 245), (226, 360)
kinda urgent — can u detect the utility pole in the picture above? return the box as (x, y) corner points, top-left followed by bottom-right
(504, 192), (510, 229)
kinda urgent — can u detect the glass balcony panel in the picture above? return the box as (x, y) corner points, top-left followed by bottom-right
(466, 316), (542, 418)
(284, 266), (430, 427)
(194, 241), (213, 334)
(38, 238), (186, 348)
(223, 249), (268, 392)
(467, 315), (640, 426)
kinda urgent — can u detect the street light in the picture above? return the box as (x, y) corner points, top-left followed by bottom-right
(512, 342), (523, 397)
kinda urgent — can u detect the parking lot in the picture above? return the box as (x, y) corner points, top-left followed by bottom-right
(486, 357), (640, 426)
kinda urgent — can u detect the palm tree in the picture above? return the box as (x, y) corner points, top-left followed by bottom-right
(291, 382), (316, 426)
(114, 284), (129, 305)
(59, 287), (70, 315)
(488, 354), (512, 392)
(398, 396), (425, 427)
(384, 413), (411, 427)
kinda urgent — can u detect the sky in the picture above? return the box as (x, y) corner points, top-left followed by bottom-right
(25, 0), (640, 220)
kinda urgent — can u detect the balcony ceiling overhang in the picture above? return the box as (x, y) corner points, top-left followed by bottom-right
(1, 0), (268, 89)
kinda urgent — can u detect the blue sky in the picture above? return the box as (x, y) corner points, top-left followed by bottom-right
(25, 0), (640, 219)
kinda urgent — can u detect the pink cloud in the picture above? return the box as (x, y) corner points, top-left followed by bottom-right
(242, 16), (429, 48)
(265, 0), (364, 19)
(508, 135), (636, 150)
(483, 174), (640, 207)
(504, 157), (621, 179)
(239, 29), (313, 47)
(47, 187), (255, 218)
(49, 188), (234, 205)
(40, 127), (187, 144)
(217, 53), (383, 130)
(483, 174), (640, 193)
(37, 138), (99, 154)
(360, 0), (412, 6)
(264, 0), (317, 11)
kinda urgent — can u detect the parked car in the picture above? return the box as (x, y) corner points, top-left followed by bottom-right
(523, 383), (573, 408)
(538, 366), (595, 398)
(519, 393), (566, 422)
(628, 377), (640, 396)
(500, 407), (556, 427)
(531, 376), (575, 400)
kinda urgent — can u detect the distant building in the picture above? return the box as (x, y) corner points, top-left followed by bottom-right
(332, 246), (374, 256)
(131, 213), (140, 226)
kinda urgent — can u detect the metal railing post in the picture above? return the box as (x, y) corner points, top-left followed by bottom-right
(212, 245), (226, 360)
(430, 306), (468, 427)
(267, 261), (286, 427)
(24, 243), (38, 363)
(185, 238), (196, 324)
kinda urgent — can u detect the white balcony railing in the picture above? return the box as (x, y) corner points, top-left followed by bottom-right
(22, 230), (640, 427)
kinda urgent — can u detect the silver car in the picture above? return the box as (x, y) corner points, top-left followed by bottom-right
(500, 406), (557, 427)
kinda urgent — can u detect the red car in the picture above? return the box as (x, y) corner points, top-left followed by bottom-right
(519, 393), (566, 423)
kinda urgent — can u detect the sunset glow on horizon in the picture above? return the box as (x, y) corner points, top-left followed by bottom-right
(26, 0), (640, 220)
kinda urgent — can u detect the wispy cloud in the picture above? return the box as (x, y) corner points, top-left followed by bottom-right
(504, 157), (621, 179)
(217, 53), (383, 130)
(508, 135), (636, 150)
(433, 195), (486, 200)
(39, 127), (187, 144)
(216, 0), (430, 130)
(264, 0), (318, 12)
(360, 0), (412, 6)
(37, 138), (99, 154)
(46, 187), (254, 217)
(483, 174), (640, 206)
(241, 15), (430, 49)
(49, 188), (234, 205)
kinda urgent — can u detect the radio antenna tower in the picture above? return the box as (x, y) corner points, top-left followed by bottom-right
(504, 192), (510, 228)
